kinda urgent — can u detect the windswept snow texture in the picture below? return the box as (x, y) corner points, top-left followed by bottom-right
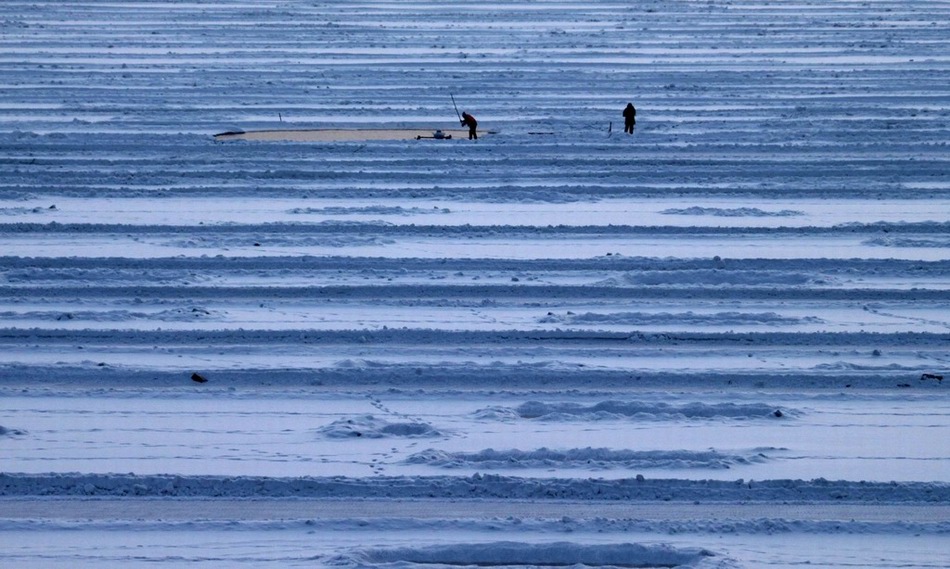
(346, 542), (721, 569)
(406, 447), (775, 470)
(661, 207), (804, 217)
(538, 310), (821, 326)
(509, 401), (790, 421)
(319, 416), (443, 439)
(1, 0), (950, 568)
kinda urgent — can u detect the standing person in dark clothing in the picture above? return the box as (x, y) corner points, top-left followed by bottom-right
(623, 102), (636, 134)
(460, 112), (478, 140)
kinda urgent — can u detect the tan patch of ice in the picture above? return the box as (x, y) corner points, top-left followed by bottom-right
(214, 129), (478, 142)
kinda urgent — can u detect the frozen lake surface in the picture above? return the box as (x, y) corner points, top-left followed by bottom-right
(1, 1), (948, 568)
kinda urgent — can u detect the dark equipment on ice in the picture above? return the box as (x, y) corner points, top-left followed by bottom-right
(416, 129), (453, 140)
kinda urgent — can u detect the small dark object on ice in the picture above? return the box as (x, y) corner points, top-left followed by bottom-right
(191, 373), (208, 383)
(214, 129), (245, 137)
(920, 373), (943, 382)
(416, 129), (452, 140)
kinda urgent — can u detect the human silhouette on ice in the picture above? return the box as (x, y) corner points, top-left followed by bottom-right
(622, 103), (636, 134)
(460, 112), (478, 140)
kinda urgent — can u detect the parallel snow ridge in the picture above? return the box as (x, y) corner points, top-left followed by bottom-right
(4, 517), (944, 536)
(512, 401), (789, 421)
(661, 207), (803, 217)
(538, 310), (821, 326)
(0, 307), (223, 323)
(289, 206), (452, 216)
(2, 328), (946, 346)
(1, 1), (949, 566)
(405, 447), (774, 470)
(346, 542), (721, 569)
(2, 473), (948, 503)
(2, 0), (948, 203)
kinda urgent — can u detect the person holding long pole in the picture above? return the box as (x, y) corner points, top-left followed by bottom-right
(460, 111), (478, 140)
(451, 94), (478, 140)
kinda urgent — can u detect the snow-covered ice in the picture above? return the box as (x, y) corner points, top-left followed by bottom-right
(1, 0), (949, 567)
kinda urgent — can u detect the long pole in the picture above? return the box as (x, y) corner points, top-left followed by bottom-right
(450, 94), (462, 123)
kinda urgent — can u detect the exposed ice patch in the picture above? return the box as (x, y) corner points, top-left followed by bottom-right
(660, 206), (803, 217)
(406, 447), (775, 470)
(319, 415), (442, 439)
(341, 542), (723, 569)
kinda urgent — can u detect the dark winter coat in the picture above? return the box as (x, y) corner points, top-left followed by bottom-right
(623, 104), (636, 123)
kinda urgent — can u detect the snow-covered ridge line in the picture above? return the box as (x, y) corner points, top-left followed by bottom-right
(347, 542), (718, 569)
(4, 285), (945, 302)
(0, 366), (939, 392)
(510, 401), (791, 421)
(8, 185), (947, 201)
(3, 255), (948, 272)
(2, 473), (947, 503)
(3, 137), (950, 203)
(1, 517), (946, 537)
(2, 328), (945, 347)
(405, 447), (774, 470)
(4, 221), (948, 235)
